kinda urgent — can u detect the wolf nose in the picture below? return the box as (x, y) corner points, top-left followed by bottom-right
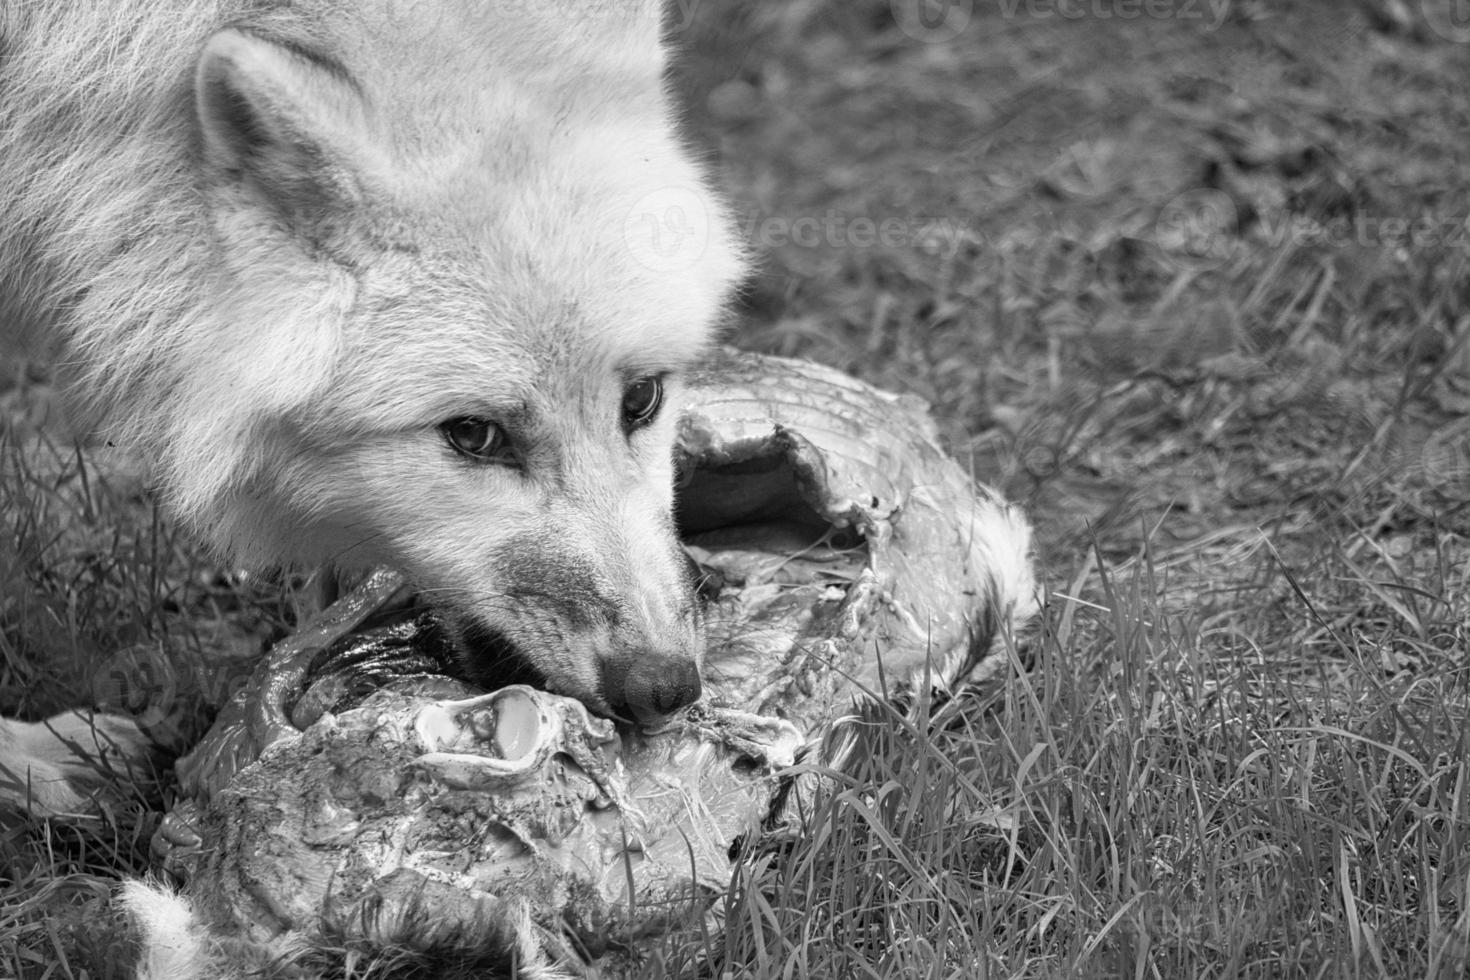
(615, 657), (702, 726)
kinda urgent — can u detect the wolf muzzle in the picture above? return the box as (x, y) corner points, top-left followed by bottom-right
(602, 654), (702, 725)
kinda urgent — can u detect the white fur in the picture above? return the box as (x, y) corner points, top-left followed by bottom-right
(2, 0), (743, 792)
(122, 882), (215, 980)
(2, 1), (740, 967)
(120, 880), (571, 980)
(948, 494), (1040, 683)
(0, 0), (743, 567)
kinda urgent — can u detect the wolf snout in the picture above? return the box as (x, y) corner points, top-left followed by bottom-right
(605, 655), (702, 726)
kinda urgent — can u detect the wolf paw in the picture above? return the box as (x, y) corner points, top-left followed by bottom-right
(0, 710), (157, 820)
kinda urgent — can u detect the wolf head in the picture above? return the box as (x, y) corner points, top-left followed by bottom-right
(164, 1), (743, 724)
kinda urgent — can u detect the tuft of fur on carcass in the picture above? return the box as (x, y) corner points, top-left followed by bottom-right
(122, 880), (573, 980)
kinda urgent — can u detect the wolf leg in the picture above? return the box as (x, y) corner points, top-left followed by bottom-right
(0, 710), (155, 820)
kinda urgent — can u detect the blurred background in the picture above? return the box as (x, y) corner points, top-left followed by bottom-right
(674, 0), (1469, 574)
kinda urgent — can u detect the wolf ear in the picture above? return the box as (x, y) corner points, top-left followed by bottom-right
(195, 29), (370, 217)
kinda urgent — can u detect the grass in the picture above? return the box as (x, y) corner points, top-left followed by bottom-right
(4, 0), (1470, 976)
(685, 558), (1470, 979)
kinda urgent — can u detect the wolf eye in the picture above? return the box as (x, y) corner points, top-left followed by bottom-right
(622, 376), (664, 432)
(440, 417), (513, 463)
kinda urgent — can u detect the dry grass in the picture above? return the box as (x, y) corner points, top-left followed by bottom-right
(5, 0), (1470, 976)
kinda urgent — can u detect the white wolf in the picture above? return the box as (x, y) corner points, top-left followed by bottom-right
(0, 0), (744, 817)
